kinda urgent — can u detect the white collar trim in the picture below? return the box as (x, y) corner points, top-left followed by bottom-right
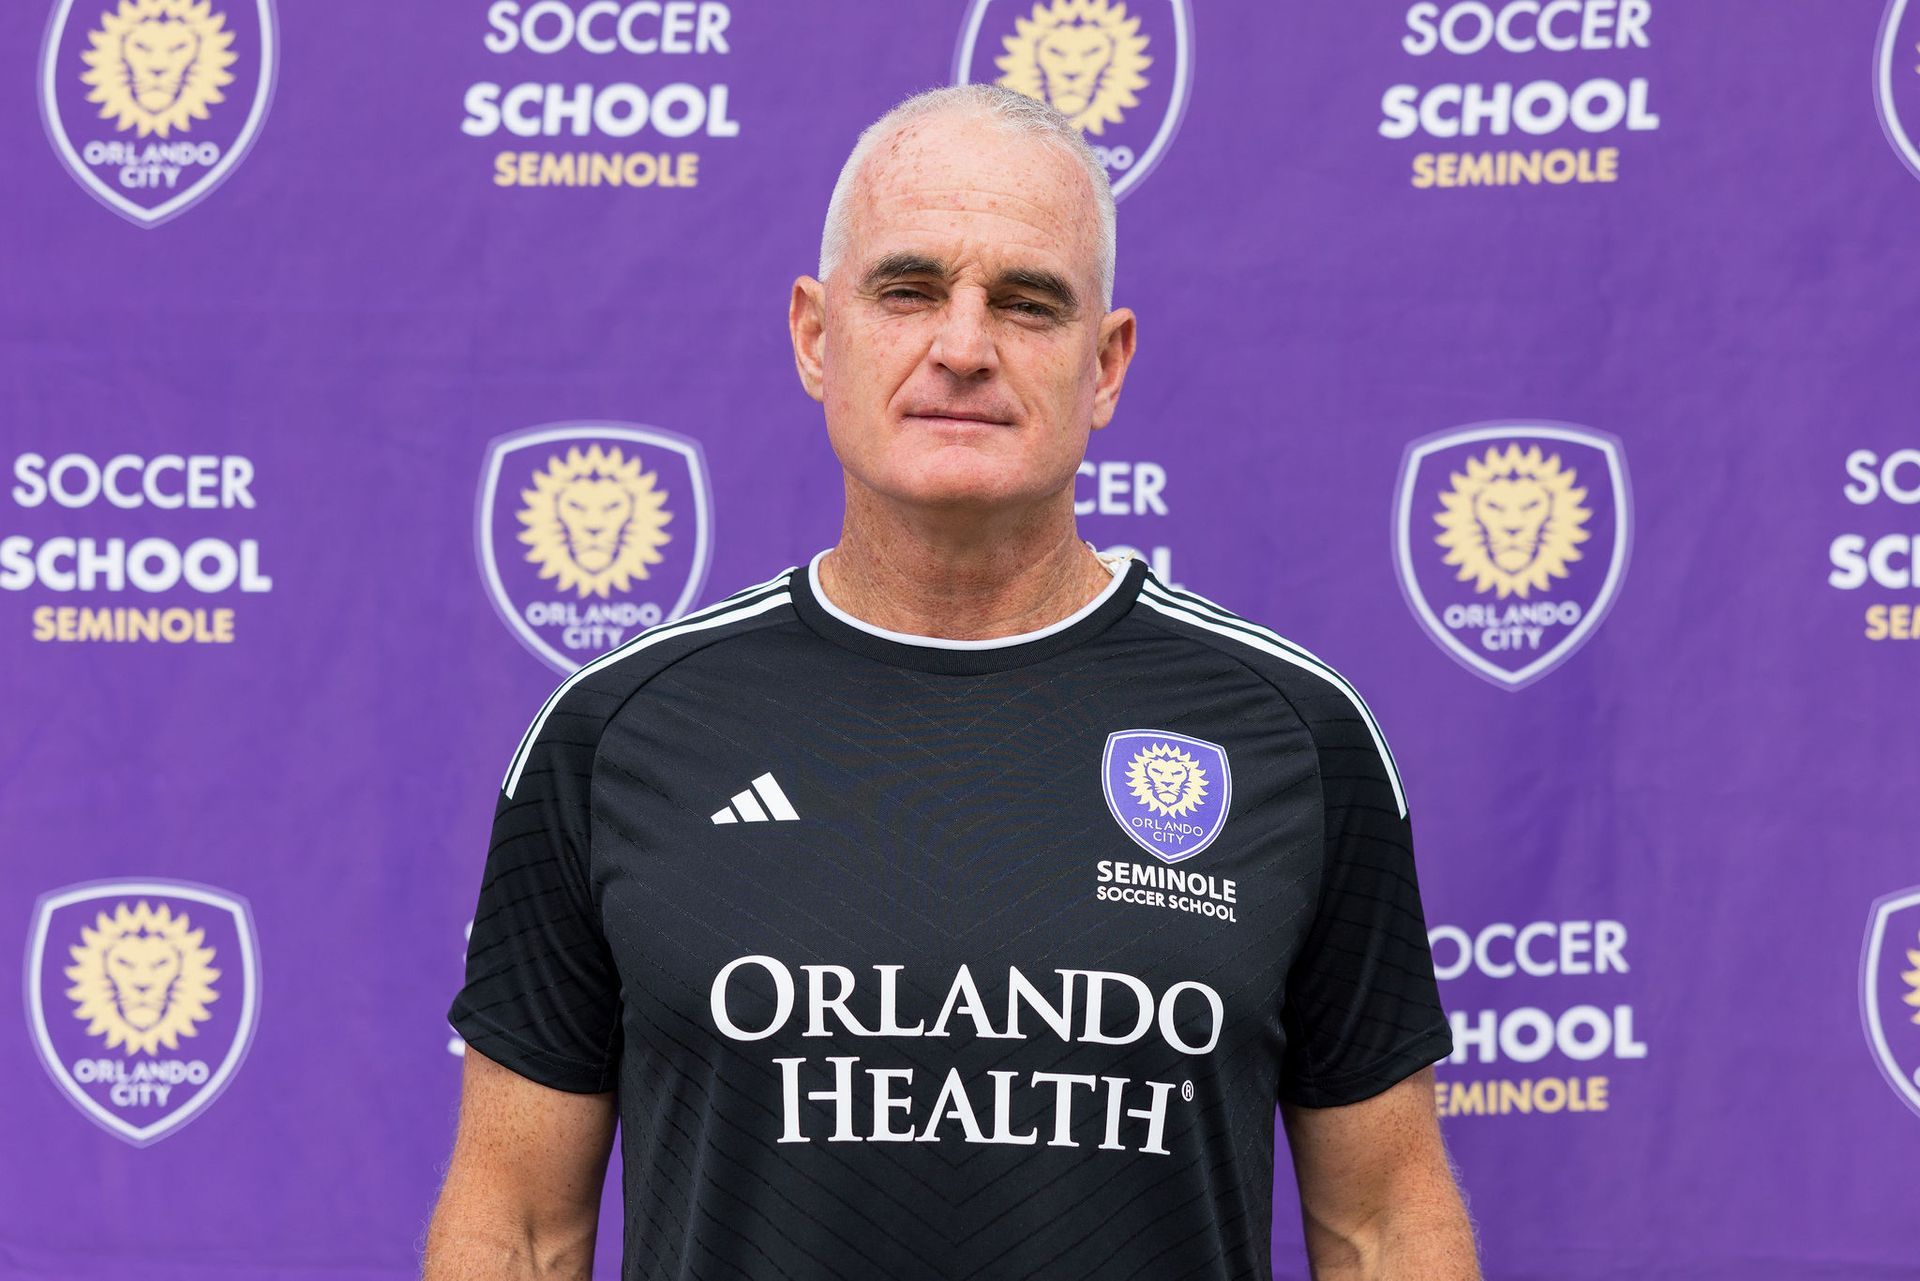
(806, 547), (1130, 651)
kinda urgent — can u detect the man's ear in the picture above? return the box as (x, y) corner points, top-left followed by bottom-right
(790, 276), (827, 404)
(1090, 306), (1137, 430)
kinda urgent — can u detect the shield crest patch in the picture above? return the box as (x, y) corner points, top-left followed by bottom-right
(25, 879), (261, 1146)
(38, 0), (278, 227)
(954, 0), (1193, 202)
(1101, 729), (1231, 864)
(1393, 422), (1633, 691)
(1878, 0), (1920, 183)
(1862, 886), (1920, 1120)
(476, 422), (714, 675)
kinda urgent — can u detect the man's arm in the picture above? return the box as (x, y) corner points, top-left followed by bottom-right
(422, 1047), (618, 1281)
(1280, 1067), (1479, 1281)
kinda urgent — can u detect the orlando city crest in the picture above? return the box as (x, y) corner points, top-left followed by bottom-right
(25, 879), (261, 1146)
(39, 0), (277, 227)
(1101, 729), (1230, 863)
(954, 0), (1193, 202)
(476, 422), (714, 675)
(1393, 422), (1631, 690)
(1863, 886), (1920, 1120)
(1879, 0), (1920, 183)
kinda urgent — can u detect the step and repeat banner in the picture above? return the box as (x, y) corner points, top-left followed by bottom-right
(3, 2), (1916, 1278)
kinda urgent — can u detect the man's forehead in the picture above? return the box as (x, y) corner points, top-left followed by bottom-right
(846, 115), (1097, 282)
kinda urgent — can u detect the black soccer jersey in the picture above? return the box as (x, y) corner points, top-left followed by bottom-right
(449, 552), (1452, 1281)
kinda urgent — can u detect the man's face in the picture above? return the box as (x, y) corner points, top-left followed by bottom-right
(791, 113), (1134, 516)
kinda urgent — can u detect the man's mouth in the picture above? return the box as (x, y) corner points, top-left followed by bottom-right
(902, 409), (1015, 428)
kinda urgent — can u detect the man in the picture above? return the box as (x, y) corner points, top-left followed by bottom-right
(426, 84), (1478, 1280)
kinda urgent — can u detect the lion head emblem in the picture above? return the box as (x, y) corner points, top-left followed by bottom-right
(995, 0), (1151, 136)
(1433, 443), (1592, 599)
(64, 900), (219, 1056)
(517, 443), (673, 599)
(80, 0), (238, 139)
(1126, 742), (1208, 818)
(1904, 931), (1920, 1026)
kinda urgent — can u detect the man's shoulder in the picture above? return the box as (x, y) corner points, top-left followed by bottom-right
(1129, 571), (1407, 815)
(1129, 572), (1369, 710)
(498, 568), (800, 799)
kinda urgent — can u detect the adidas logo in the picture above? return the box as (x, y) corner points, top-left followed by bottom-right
(711, 773), (800, 824)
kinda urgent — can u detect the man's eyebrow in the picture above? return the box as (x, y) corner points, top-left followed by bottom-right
(994, 268), (1079, 314)
(860, 253), (947, 291)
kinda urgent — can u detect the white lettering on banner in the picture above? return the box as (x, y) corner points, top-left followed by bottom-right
(1379, 78), (1658, 140)
(1447, 1005), (1648, 1065)
(710, 957), (1219, 1153)
(79, 139), (227, 193)
(72, 1056), (212, 1107)
(1381, 1), (1662, 189)
(0, 538), (272, 594)
(461, 83), (739, 139)
(1428, 919), (1628, 980)
(5, 452), (273, 645)
(517, 599), (666, 653)
(464, 1), (741, 185)
(12, 453), (255, 510)
(1438, 599), (1584, 653)
(1400, 2), (1652, 56)
(483, 1), (732, 55)
(1844, 449), (1920, 505)
(1829, 535), (1920, 591)
(1827, 450), (1920, 639)
(1430, 917), (1645, 1115)
(1075, 461), (1168, 517)
(1076, 460), (1182, 590)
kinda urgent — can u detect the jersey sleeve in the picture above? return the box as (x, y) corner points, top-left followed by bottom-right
(1278, 710), (1452, 1108)
(447, 704), (623, 1093)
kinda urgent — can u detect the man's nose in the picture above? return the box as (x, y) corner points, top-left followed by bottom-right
(928, 289), (998, 381)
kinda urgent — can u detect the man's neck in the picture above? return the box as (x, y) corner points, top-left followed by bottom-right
(819, 488), (1113, 642)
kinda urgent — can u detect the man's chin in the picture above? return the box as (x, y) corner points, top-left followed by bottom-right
(861, 481), (1046, 521)
(836, 431), (1083, 516)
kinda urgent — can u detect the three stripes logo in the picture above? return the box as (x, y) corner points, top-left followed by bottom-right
(711, 773), (799, 825)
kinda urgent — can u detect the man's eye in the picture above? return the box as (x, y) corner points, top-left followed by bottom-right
(882, 288), (930, 302)
(1004, 300), (1055, 318)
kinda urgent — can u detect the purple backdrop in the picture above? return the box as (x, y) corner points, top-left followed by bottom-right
(5, 2), (1918, 1277)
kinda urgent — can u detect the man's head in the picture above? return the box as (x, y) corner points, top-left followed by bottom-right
(790, 85), (1136, 521)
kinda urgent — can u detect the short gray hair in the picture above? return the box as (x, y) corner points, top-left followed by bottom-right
(817, 84), (1117, 310)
